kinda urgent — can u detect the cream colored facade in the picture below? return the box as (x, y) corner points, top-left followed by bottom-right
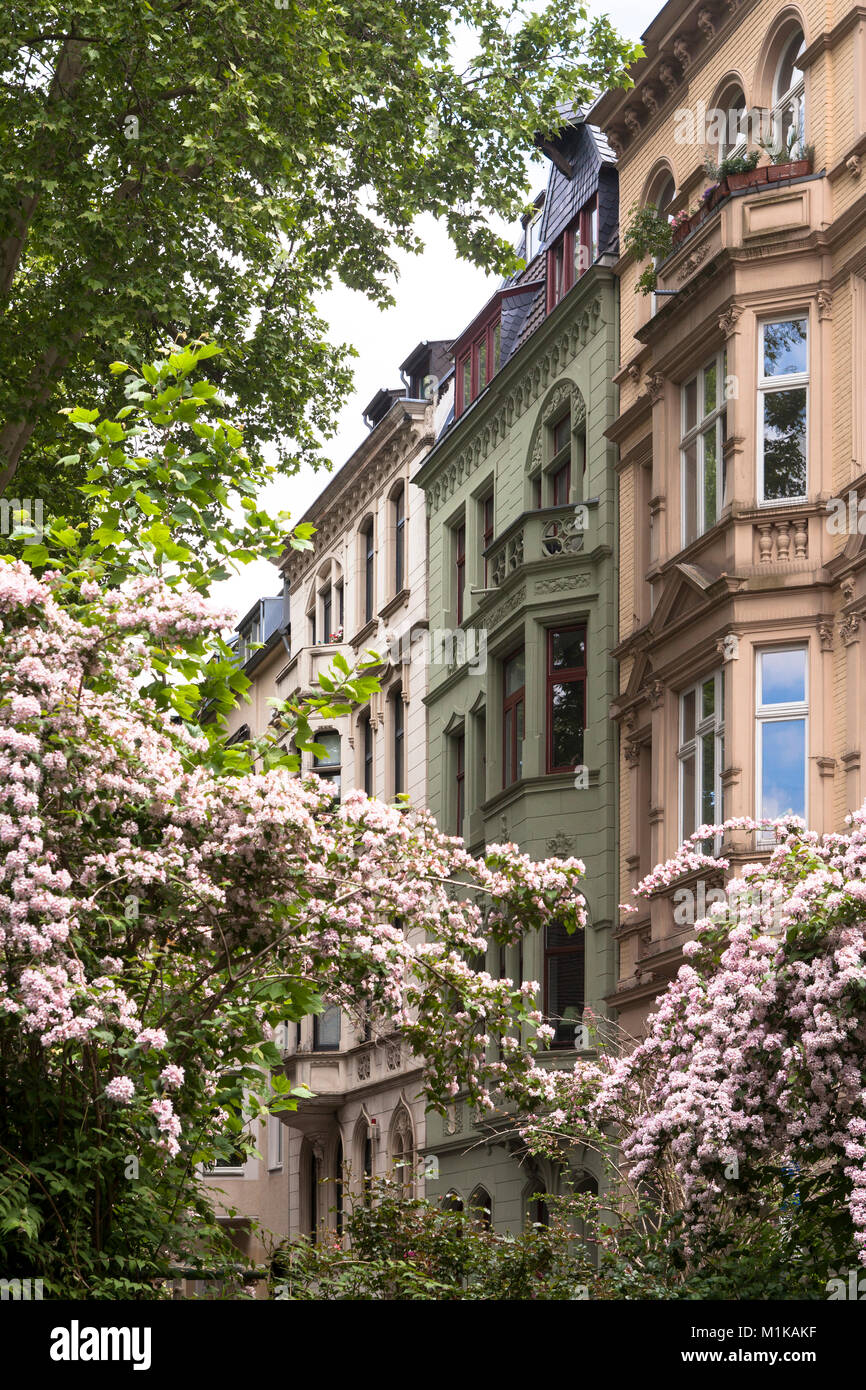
(593, 0), (866, 1035)
(202, 353), (453, 1262)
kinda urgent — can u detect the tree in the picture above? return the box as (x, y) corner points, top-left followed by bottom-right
(0, 553), (586, 1295)
(519, 814), (866, 1297)
(0, 1), (638, 500)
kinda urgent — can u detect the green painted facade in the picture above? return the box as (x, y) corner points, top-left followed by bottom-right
(414, 173), (620, 1229)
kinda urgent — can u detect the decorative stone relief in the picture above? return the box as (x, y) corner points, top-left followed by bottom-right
(677, 244), (710, 281)
(646, 372), (665, 403)
(718, 305), (743, 337)
(697, 8), (716, 40)
(541, 514), (585, 557)
(547, 831), (575, 856)
(673, 37), (691, 70)
(817, 291), (833, 320)
(445, 1103), (463, 1136)
(484, 585), (526, 630)
(357, 1052), (371, 1081)
(641, 86), (659, 116)
(818, 620), (834, 652)
(624, 109), (642, 137)
(658, 62), (678, 94)
(386, 1041), (402, 1071)
(535, 573), (590, 594)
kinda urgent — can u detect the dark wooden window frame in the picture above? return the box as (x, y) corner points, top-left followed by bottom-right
(546, 625), (587, 774)
(546, 195), (599, 313)
(502, 648), (525, 789)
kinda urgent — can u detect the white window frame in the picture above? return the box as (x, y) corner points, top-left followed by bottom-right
(757, 314), (809, 506)
(755, 645), (808, 839)
(267, 1111), (284, 1171)
(678, 670), (725, 850)
(680, 351), (727, 547)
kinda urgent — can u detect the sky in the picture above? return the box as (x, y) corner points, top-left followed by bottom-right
(214, 1), (649, 625)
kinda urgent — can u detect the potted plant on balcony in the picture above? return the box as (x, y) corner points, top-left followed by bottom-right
(760, 130), (814, 182)
(329, 626), (344, 643)
(706, 147), (764, 192)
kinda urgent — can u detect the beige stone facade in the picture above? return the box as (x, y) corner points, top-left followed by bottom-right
(201, 350), (453, 1262)
(593, 0), (866, 1035)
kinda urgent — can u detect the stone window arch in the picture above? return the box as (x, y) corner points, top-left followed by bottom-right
(469, 1185), (492, 1229)
(753, 12), (808, 158)
(525, 380), (587, 518)
(389, 1102), (415, 1194)
(708, 75), (748, 161)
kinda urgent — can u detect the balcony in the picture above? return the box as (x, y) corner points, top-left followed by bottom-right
(655, 163), (824, 298)
(482, 503), (599, 594)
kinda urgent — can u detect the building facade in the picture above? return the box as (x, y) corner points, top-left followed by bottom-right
(414, 116), (621, 1229)
(592, 0), (866, 1036)
(202, 343), (452, 1261)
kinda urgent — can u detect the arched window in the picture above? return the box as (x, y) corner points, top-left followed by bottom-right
(469, 1186), (493, 1230)
(389, 1104), (415, 1195)
(303, 1141), (321, 1241)
(441, 1190), (464, 1214)
(392, 484), (406, 593)
(360, 517), (375, 624)
(353, 1116), (374, 1204)
(712, 81), (747, 160)
(772, 28), (805, 158)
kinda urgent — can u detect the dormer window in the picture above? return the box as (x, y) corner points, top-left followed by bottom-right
(546, 195), (598, 313)
(456, 316), (501, 416)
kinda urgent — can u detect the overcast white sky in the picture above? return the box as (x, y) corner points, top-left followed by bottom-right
(214, 1), (649, 624)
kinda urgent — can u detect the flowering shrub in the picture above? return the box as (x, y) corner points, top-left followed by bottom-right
(0, 558), (585, 1295)
(269, 1178), (589, 1301)
(520, 816), (866, 1290)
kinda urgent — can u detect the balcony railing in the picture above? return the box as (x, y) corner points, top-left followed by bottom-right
(484, 504), (595, 590)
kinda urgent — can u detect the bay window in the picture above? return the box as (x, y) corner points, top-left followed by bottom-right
(759, 316), (808, 503)
(547, 627), (586, 773)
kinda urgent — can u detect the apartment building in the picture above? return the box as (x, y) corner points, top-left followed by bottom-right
(592, 0), (866, 1036)
(202, 342), (452, 1259)
(414, 112), (620, 1228)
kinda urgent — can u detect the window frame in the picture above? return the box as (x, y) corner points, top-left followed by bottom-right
(546, 626), (587, 775)
(546, 195), (598, 313)
(502, 647), (526, 788)
(454, 521), (466, 625)
(755, 644), (808, 836)
(681, 350), (728, 546)
(757, 314), (809, 506)
(454, 731), (465, 835)
(456, 314), (502, 415)
(312, 1003), (341, 1052)
(481, 493), (494, 586)
(678, 670), (725, 851)
(393, 689), (405, 798)
(362, 518), (375, 623)
(543, 919), (585, 1050)
(362, 711), (374, 797)
(394, 485), (406, 593)
(772, 29), (806, 158)
(313, 729), (342, 802)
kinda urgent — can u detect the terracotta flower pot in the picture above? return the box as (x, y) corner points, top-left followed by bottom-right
(726, 165), (768, 191)
(767, 159), (812, 182)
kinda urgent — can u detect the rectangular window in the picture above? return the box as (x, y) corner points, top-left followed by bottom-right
(547, 196), (599, 312)
(544, 920), (585, 1048)
(314, 730), (341, 802)
(336, 581), (344, 629)
(456, 317), (501, 415)
(552, 462), (571, 506)
(481, 494), (494, 586)
(309, 611), (316, 646)
(679, 672), (724, 848)
(455, 522), (466, 624)
(393, 692), (405, 797)
(268, 1112), (283, 1170)
(758, 317), (808, 503)
(363, 522), (375, 622)
(547, 627), (586, 773)
(756, 646), (807, 831)
(313, 1004), (341, 1051)
(681, 352), (727, 546)
(363, 714), (373, 796)
(321, 586), (331, 642)
(455, 733), (465, 834)
(394, 487), (405, 592)
(503, 649), (525, 787)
